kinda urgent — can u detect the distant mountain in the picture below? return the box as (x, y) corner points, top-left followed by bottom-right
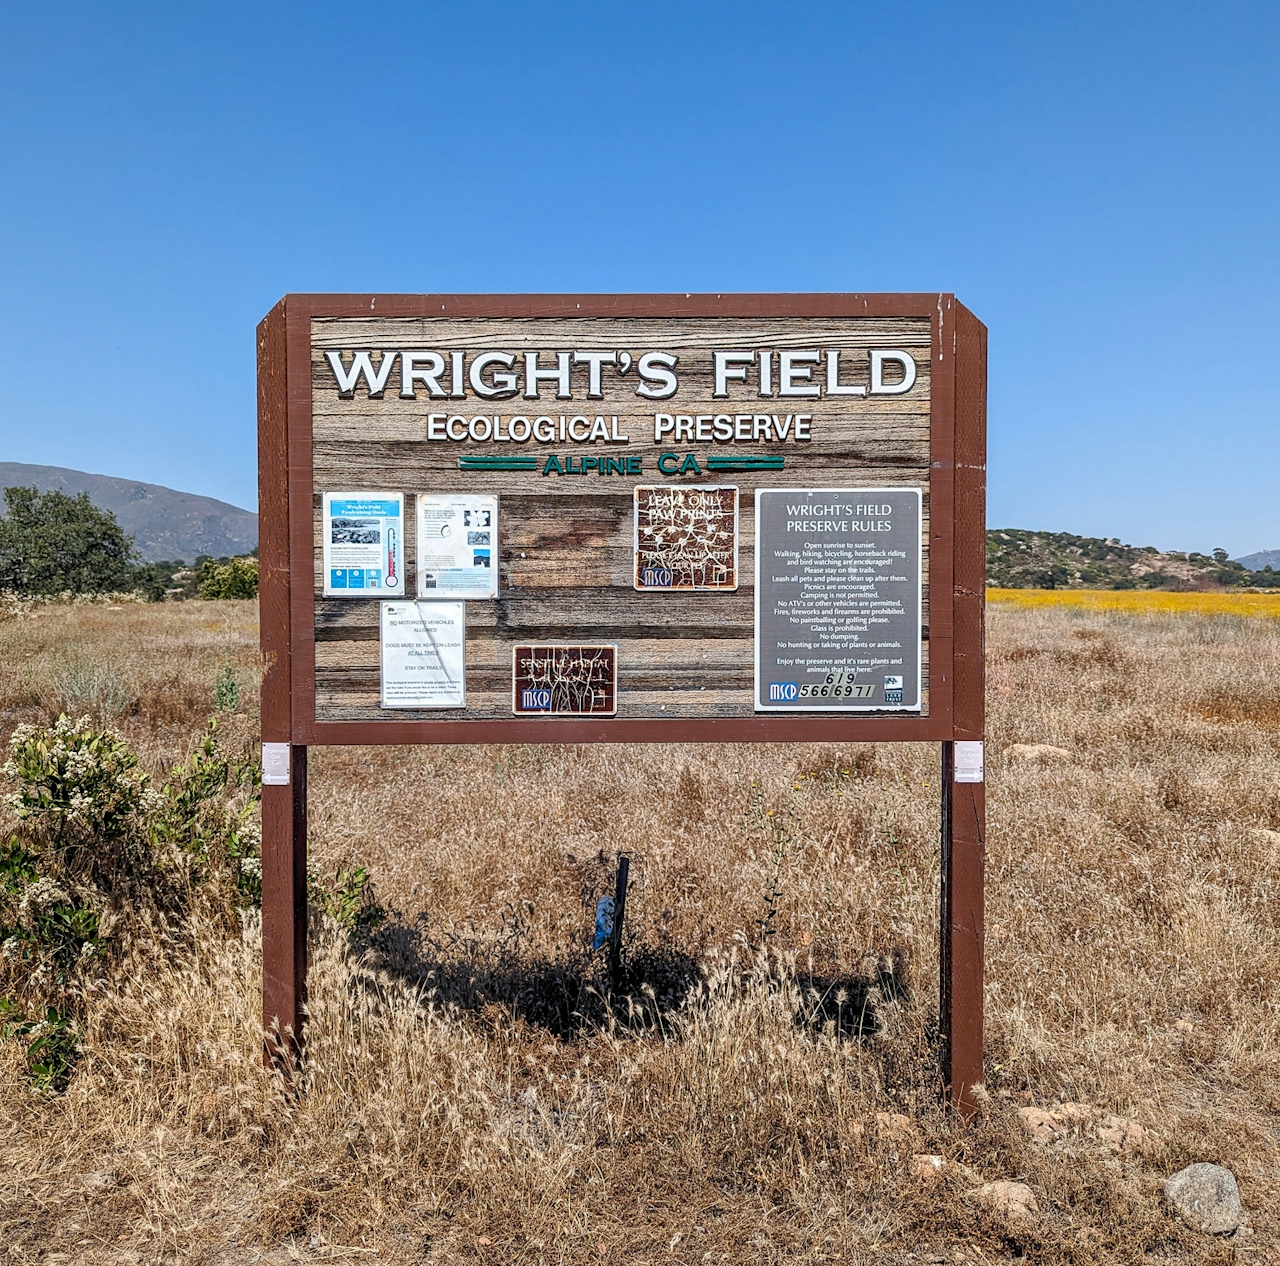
(1235, 549), (1280, 571)
(0, 463), (257, 563)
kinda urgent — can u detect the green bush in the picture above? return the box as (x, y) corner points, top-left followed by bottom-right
(199, 556), (259, 600)
(0, 835), (100, 991)
(0, 999), (77, 1091)
(4, 714), (157, 858)
(1, 713), (385, 1089)
(151, 719), (262, 907)
(309, 865), (384, 939)
(214, 658), (241, 713)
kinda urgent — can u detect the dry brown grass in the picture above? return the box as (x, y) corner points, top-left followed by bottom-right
(1, 599), (1278, 1264)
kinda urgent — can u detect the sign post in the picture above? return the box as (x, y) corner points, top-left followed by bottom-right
(257, 293), (986, 1111)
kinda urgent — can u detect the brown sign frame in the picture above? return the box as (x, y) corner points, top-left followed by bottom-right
(257, 292), (986, 1112)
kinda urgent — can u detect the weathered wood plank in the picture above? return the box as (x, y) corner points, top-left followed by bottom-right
(315, 590), (933, 636)
(313, 683), (930, 723)
(312, 315), (933, 350)
(307, 494), (931, 591)
(316, 636), (930, 683)
(312, 436), (931, 467)
(311, 316), (931, 445)
(313, 629), (931, 722)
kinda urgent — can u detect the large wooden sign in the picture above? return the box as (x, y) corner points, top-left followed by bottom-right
(257, 294), (987, 1109)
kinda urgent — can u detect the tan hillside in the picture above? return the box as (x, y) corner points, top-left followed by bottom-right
(986, 528), (1279, 590)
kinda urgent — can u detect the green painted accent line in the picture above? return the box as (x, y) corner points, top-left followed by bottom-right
(705, 455), (785, 471)
(458, 456), (538, 471)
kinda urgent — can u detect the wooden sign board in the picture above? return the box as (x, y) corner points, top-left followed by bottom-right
(260, 294), (984, 746)
(257, 294), (986, 1109)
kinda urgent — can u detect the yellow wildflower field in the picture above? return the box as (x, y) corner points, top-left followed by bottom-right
(987, 586), (1280, 617)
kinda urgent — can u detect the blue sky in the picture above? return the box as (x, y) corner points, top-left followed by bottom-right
(1, 1), (1276, 555)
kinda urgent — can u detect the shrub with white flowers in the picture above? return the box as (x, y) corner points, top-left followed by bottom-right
(150, 719), (262, 906)
(2, 713), (262, 1089)
(5, 715), (154, 847)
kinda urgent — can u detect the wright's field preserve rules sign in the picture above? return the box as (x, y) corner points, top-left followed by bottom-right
(754, 487), (923, 712)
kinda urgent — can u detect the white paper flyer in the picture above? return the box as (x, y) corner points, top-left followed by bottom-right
(379, 601), (466, 709)
(322, 492), (405, 596)
(416, 494), (498, 599)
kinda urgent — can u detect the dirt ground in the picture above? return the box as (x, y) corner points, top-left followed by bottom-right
(1, 597), (1278, 1264)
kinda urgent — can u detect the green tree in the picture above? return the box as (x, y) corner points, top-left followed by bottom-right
(198, 556), (258, 599)
(0, 486), (137, 595)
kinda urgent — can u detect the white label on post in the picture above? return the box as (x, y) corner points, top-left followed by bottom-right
(262, 742), (291, 786)
(954, 741), (984, 784)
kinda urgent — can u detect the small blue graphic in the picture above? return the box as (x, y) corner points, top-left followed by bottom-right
(641, 566), (674, 587)
(473, 549), (491, 567)
(769, 682), (799, 702)
(330, 569), (347, 589)
(348, 569), (366, 588)
(520, 688), (552, 711)
(366, 568), (381, 588)
(592, 896), (615, 950)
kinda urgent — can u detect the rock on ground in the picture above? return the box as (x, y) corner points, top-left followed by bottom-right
(1004, 743), (1073, 764)
(873, 1111), (922, 1153)
(1016, 1102), (1160, 1154)
(910, 1154), (981, 1183)
(1163, 1163), (1242, 1235)
(1098, 1114), (1157, 1153)
(966, 1180), (1038, 1224)
(910, 1153), (947, 1179)
(1017, 1106), (1063, 1143)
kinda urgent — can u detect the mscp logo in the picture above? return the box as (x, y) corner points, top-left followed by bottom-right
(520, 688), (551, 710)
(769, 682), (799, 703)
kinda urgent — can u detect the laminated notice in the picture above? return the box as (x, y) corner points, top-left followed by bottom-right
(953, 741), (984, 783)
(322, 492), (404, 596)
(261, 743), (290, 786)
(417, 495), (499, 599)
(380, 601), (466, 709)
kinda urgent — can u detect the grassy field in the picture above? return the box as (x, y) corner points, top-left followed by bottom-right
(2, 596), (1279, 1264)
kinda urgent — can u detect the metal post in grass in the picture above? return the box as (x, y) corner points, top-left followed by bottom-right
(609, 855), (630, 992)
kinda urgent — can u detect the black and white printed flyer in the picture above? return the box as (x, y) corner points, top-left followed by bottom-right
(416, 494), (499, 599)
(380, 601), (466, 709)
